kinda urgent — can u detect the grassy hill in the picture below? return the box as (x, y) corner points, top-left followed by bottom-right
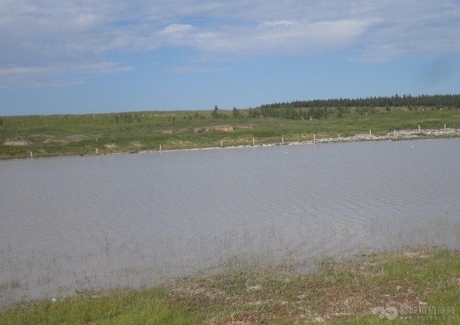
(1, 106), (460, 159)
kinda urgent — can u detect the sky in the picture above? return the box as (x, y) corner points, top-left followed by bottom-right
(1, 0), (460, 116)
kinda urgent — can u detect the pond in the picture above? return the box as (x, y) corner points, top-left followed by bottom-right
(1, 139), (460, 307)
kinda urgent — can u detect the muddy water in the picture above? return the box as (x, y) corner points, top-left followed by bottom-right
(1, 139), (460, 306)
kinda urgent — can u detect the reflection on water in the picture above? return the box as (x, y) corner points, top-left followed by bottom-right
(1, 139), (460, 306)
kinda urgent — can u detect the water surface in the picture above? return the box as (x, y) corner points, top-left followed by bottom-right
(1, 139), (460, 306)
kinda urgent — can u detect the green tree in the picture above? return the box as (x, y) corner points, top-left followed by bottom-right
(211, 105), (219, 119)
(232, 107), (241, 118)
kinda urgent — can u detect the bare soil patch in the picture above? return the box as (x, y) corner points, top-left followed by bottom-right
(3, 140), (29, 146)
(66, 135), (89, 142)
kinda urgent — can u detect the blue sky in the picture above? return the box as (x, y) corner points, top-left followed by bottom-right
(1, 0), (460, 116)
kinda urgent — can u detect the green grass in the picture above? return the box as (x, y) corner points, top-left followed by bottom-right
(1, 247), (459, 324)
(1, 107), (460, 159)
(0, 289), (190, 325)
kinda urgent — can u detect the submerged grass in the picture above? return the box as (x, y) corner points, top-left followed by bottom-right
(1, 247), (459, 324)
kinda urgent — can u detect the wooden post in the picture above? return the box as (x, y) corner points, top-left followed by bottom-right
(96, 148), (98, 155)
(313, 134), (316, 142)
(253, 138), (255, 146)
(220, 140), (223, 148)
(444, 124), (447, 130)
(369, 129), (372, 136)
(30, 151), (33, 159)
(160, 144), (162, 151)
(418, 125), (421, 131)
(282, 137), (284, 143)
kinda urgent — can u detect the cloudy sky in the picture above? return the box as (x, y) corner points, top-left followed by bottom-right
(1, 0), (460, 115)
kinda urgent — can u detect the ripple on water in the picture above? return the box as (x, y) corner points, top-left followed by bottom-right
(1, 139), (460, 307)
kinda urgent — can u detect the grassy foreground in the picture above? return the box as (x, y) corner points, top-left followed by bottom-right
(1, 247), (459, 324)
(2, 107), (460, 159)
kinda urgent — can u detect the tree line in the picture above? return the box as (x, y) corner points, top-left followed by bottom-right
(259, 94), (460, 110)
(235, 94), (460, 120)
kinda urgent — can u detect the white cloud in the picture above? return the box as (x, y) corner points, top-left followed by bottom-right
(259, 20), (298, 28)
(1, 0), (459, 88)
(188, 19), (374, 55)
(168, 65), (227, 74)
(347, 0), (460, 62)
(72, 13), (102, 30)
(160, 24), (194, 34)
(0, 62), (131, 89)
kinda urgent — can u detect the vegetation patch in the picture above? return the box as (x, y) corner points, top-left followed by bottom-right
(2, 94), (460, 159)
(1, 247), (459, 324)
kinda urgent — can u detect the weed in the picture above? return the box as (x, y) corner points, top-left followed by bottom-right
(2, 247), (458, 324)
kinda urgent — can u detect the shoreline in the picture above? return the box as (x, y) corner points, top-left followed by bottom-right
(3, 127), (460, 161)
(2, 246), (459, 323)
(82, 126), (460, 155)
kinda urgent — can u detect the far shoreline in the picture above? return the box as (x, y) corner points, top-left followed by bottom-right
(3, 126), (460, 161)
